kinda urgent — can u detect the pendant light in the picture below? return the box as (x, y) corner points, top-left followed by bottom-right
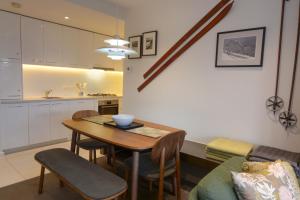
(96, 3), (136, 60)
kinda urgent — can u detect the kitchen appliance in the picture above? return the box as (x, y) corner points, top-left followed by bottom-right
(88, 93), (119, 115)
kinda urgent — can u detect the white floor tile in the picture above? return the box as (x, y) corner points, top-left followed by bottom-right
(0, 159), (24, 188)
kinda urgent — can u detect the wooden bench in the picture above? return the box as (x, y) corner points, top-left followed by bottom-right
(35, 148), (127, 200)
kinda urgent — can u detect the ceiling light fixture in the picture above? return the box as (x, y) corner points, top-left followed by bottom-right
(96, 2), (136, 60)
(64, 16), (70, 20)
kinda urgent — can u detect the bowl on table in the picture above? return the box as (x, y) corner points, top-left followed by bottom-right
(112, 114), (134, 127)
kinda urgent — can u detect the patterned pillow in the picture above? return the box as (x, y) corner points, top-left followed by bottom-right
(232, 160), (300, 200)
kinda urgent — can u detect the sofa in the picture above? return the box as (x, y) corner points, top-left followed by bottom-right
(189, 156), (300, 200)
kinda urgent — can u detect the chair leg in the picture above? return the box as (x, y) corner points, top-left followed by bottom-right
(38, 166), (45, 194)
(172, 174), (177, 196)
(93, 149), (97, 164)
(175, 144), (181, 200)
(158, 148), (166, 200)
(76, 146), (80, 155)
(149, 180), (153, 192)
(89, 150), (93, 162)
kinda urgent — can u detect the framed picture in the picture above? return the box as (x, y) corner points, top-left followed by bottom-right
(215, 27), (266, 67)
(142, 31), (158, 56)
(128, 35), (142, 59)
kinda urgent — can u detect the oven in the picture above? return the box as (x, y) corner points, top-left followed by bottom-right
(98, 99), (119, 115)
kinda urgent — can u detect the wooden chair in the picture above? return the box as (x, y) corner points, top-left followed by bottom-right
(124, 131), (186, 200)
(72, 110), (110, 164)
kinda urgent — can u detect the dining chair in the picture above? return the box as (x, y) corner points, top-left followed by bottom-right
(123, 131), (186, 200)
(72, 110), (110, 164)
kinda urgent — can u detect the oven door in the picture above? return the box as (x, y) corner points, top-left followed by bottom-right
(98, 104), (119, 115)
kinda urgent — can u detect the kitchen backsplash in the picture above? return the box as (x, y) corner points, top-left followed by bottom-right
(22, 65), (123, 97)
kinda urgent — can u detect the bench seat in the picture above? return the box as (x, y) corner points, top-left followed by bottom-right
(35, 148), (127, 200)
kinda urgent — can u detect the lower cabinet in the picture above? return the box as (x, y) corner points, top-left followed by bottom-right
(29, 103), (51, 145)
(0, 99), (98, 150)
(0, 103), (29, 150)
(50, 102), (70, 140)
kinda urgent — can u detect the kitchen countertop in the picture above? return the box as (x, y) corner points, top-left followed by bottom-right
(0, 96), (122, 104)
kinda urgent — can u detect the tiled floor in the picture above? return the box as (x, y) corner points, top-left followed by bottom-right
(0, 141), (96, 188)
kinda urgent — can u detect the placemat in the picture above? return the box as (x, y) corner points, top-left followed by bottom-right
(81, 115), (112, 125)
(103, 121), (144, 130)
(127, 126), (170, 138)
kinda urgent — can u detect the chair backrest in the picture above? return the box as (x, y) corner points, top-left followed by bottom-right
(72, 110), (99, 120)
(151, 131), (186, 164)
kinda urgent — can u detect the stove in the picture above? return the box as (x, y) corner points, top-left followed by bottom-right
(87, 93), (117, 97)
(88, 93), (119, 115)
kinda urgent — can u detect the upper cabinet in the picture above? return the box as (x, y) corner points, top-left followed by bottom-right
(21, 17), (44, 64)
(93, 33), (123, 71)
(44, 22), (62, 66)
(0, 11), (21, 60)
(78, 30), (93, 68)
(14, 14), (123, 70)
(62, 26), (79, 67)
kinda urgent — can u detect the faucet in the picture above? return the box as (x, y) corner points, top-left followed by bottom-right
(45, 89), (53, 97)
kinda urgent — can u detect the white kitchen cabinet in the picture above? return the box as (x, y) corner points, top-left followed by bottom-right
(0, 11), (21, 60)
(69, 100), (97, 115)
(78, 30), (93, 68)
(50, 101), (70, 140)
(44, 22), (62, 66)
(93, 33), (123, 71)
(21, 17), (44, 65)
(29, 103), (50, 145)
(62, 27), (79, 67)
(0, 104), (29, 150)
(0, 60), (22, 100)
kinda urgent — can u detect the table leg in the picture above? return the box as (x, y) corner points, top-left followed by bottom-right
(131, 151), (139, 200)
(70, 131), (78, 153)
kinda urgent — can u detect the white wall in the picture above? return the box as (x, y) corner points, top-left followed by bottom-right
(124, 0), (300, 152)
(23, 65), (123, 97)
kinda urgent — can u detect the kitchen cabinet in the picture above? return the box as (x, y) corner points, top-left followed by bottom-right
(21, 17), (44, 65)
(0, 99), (98, 151)
(78, 30), (93, 68)
(50, 102), (70, 140)
(0, 11), (21, 60)
(44, 22), (62, 66)
(93, 33), (123, 71)
(0, 104), (29, 150)
(62, 27), (79, 67)
(0, 60), (22, 100)
(29, 103), (50, 145)
(69, 100), (97, 115)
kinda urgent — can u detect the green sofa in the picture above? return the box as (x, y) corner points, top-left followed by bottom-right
(189, 156), (300, 200)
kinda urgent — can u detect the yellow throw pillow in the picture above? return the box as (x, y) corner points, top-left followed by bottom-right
(232, 160), (300, 200)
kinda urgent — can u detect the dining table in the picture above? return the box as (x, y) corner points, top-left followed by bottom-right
(63, 115), (186, 200)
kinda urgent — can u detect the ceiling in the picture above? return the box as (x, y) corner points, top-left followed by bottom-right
(105, 0), (146, 9)
(0, 0), (125, 36)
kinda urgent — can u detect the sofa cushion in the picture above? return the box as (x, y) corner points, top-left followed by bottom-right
(232, 160), (300, 200)
(195, 157), (246, 200)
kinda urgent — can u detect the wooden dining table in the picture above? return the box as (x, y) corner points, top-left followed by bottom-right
(63, 116), (185, 200)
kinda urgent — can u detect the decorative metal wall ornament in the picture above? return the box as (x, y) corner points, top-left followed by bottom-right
(279, 1), (300, 129)
(266, 0), (287, 114)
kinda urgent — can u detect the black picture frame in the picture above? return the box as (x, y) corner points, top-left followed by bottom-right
(142, 31), (158, 56)
(128, 35), (142, 59)
(215, 27), (266, 67)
